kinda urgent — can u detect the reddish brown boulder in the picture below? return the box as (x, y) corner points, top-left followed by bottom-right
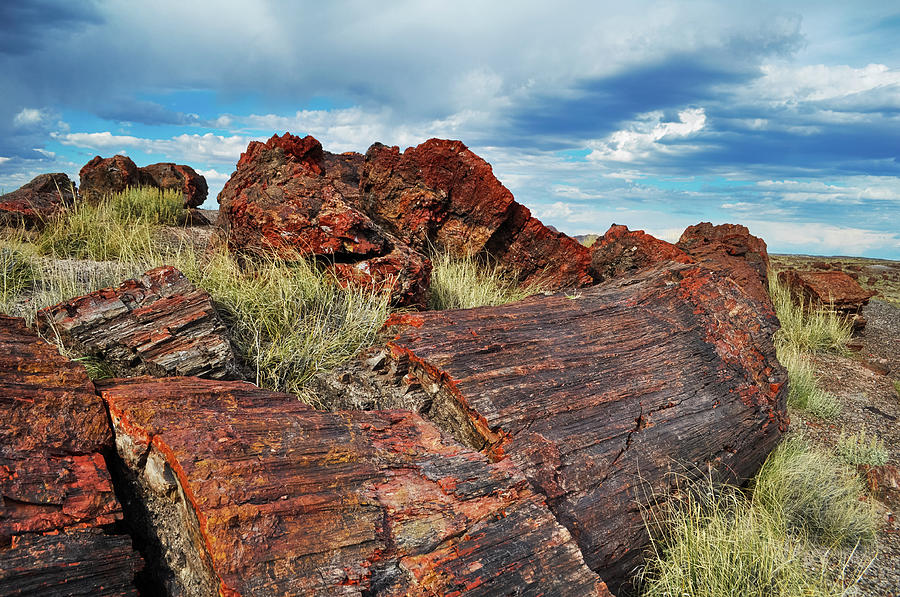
(79, 154), (142, 202)
(362, 139), (593, 289)
(677, 222), (771, 305)
(36, 266), (239, 379)
(140, 162), (209, 208)
(859, 464), (900, 509)
(589, 224), (693, 282)
(778, 269), (876, 330)
(100, 376), (609, 596)
(0, 315), (142, 595)
(334, 261), (786, 590)
(0, 173), (76, 226)
(218, 133), (431, 306)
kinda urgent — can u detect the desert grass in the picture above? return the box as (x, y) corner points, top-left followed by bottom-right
(428, 250), (548, 310)
(835, 430), (889, 468)
(776, 344), (841, 419)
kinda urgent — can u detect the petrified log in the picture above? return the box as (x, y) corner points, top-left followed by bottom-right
(589, 224), (692, 282)
(217, 133), (431, 306)
(322, 261), (787, 590)
(361, 139), (593, 290)
(778, 269), (876, 330)
(100, 376), (609, 596)
(140, 162), (208, 208)
(79, 155), (208, 206)
(36, 265), (239, 379)
(0, 315), (142, 595)
(676, 222), (771, 305)
(0, 173), (76, 226)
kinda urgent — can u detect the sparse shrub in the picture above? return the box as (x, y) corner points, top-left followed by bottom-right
(428, 250), (547, 310)
(776, 345), (841, 419)
(753, 437), (877, 547)
(835, 430), (889, 467)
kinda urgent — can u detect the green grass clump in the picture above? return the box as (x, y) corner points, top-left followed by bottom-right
(0, 247), (35, 307)
(176, 250), (391, 402)
(770, 274), (852, 354)
(108, 187), (185, 225)
(753, 437), (877, 547)
(776, 345), (841, 419)
(835, 430), (889, 468)
(428, 250), (547, 310)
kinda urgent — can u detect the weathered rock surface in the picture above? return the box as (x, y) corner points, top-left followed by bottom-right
(36, 265), (239, 379)
(362, 139), (593, 290)
(79, 155), (208, 206)
(140, 162), (209, 208)
(218, 133), (431, 306)
(0, 173), (76, 226)
(100, 376), (609, 596)
(677, 222), (771, 305)
(778, 269), (876, 330)
(589, 224), (692, 282)
(328, 261), (787, 589)
(0, 315), (142, 595)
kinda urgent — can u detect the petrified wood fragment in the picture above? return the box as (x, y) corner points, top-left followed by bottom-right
(100, 376), (609, 596)
(345, 261), (787, 589)
(778, 269), (876, 330)
(37, 265), (239, 379)
(0, 315), (142, 595)
(589, 224), (692, 283)
(0, 173), (76, 226)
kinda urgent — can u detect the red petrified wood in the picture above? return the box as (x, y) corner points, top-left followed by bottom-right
(778, 269), (877, 330)
(589, 224), (693, 282)
(36, 266), (239, 379)
(100, 376), (610, 596)
(367, 261), (787, 590)
(0, 315), (142, 595)
(79, 155), (208, 206)
(0, 173), (76, 226)
(677, 222), (771, 305)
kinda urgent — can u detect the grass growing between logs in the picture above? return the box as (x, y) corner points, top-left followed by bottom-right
(640, 438), (875, 596)
(428, 249), (548, 310)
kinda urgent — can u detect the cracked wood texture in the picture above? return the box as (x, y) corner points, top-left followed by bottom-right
(100, 376), (610, 596)
(37, 265), (239, 379)
(380, 261), (788, 590)
(0, 315), (142, 595)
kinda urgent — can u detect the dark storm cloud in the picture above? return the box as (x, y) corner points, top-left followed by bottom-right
(0, 1), (103, 55)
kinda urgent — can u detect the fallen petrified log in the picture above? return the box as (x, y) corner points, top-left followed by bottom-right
(36, 265), (239, 379)
(99, 376), (609, 596)
(677, 222), (771, 305)
(0, 315), (143, 595)
(0, 173), (76, 226)
(316, 260), (788, 589)
(79, 155), (208, 207)
(778, 269), (876, 330)
(589, 224), (692, 283)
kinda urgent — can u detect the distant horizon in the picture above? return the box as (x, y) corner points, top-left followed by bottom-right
(2, 1), (898, 259)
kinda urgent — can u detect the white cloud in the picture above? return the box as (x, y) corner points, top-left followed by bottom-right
(756, 177), (900, 204)
(756, 63), (900, 104)
(54, 131), (261, 164)
(197, 168), (230, 183)
(586, 108), (707, 162)
(0, 157), (9, 165)
(746, 220), (900, 256)
(13, 108), (47, 126)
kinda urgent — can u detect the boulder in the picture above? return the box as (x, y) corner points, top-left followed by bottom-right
(677, 222), (771, 305)
(589, 224), (692, 282)
(859, 464), (900, 509)
(0, 173), (76, 226)
(99, 376), (609, 596)
(218, 132), (431, 306)
(361, 139), (593, 290)
(36, 266), (239, 379)
(140, 162), (209, 208)
(778, 269), (877, 330)
(80, 155), (208, 207)
(322, 261), (787, 590)
(0, 315), (143, 595)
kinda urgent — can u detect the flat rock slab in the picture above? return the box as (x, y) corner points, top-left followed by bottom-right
(377, 261), (787, 589)
(0, 315), (142, 595)
(100, 376), (609, 596)
(37, 265), (239, 379)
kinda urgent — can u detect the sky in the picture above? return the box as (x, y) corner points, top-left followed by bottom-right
(1, 1), (898, 258)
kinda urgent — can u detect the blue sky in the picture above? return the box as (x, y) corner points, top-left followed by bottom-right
(1, 1), (898, 258)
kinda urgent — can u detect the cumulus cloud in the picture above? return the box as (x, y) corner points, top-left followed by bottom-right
(746, 220), (900, 256)
(587, 108), (707, 162)
(54, 131), (261, 164)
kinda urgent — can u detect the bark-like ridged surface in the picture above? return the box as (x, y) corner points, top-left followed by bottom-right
(0, 173), (76, 226)
(79, 155), (208, 206)
(36, 266), (239, 379)
(0, 315), (143, 595)
(100, 376), (610, 596)
(363, 261), (788, 590)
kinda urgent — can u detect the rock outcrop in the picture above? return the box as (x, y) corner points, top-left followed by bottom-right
(79, 155), (208, 206)
(0, 173), (76, 226)
(36, 266), (239, 379)
(778, 269), (876, 330)
(0, 315), (143, 595)
(589, 224), (692, 282)
(100, 376), (609, 596)
(677, 222), (771, 305)
(320, 261), (787, 590)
